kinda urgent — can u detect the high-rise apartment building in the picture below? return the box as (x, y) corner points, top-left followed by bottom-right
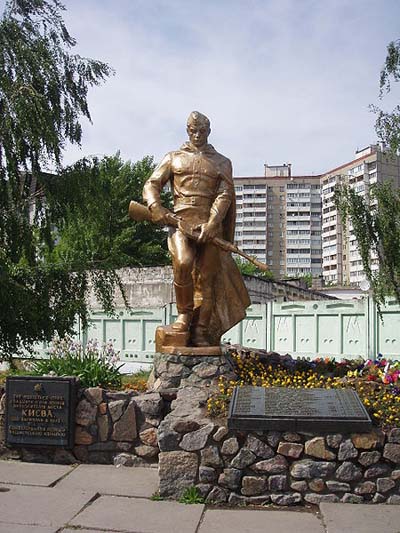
(321, 144), (400, 285)
(235, 145), (400, 284)
(234, 166), (322, 278)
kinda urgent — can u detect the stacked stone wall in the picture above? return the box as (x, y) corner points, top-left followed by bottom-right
(2, 353), (400, 506)
(0, 386), (164, 465)
(158, 385), (400, 505)
(150, 353), (235, 390)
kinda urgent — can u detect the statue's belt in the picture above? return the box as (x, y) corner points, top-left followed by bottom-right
(175, 196), (213, 207)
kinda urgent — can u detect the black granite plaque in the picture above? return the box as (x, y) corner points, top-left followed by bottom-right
(228, 386), (372, 432)
(5, 376), (77, 449)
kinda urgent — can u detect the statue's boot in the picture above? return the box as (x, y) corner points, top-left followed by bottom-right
(191, 298), (213, 347)
(172, 281), (193, 332)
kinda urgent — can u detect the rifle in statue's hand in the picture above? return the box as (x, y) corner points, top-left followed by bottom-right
(128, 200), (269, 272)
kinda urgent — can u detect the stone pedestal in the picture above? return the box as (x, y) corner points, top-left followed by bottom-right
(156, 380), (400, 504)
(148, 353), (235, 392)
(155, 326), (189, 353)
(155, 326), (222, 356)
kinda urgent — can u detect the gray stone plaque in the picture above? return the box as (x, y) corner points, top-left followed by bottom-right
(5, 376), (77, 449)
(228, 386), (372, 432)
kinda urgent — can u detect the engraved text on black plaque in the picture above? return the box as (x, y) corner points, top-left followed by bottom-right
(228, 386), (372, 432)
(5, 376), (76, 448)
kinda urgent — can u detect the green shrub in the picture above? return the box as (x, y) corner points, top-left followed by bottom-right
(30, 336), (122, 389)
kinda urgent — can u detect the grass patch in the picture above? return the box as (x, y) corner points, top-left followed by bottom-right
(178, 486), (205, 504)
(150, 491), (164, 501)
(122, 370), (151, 392)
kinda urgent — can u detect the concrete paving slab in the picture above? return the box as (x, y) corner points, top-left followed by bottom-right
(70, 495), (204, 533)
(320, 503), (400, 533)
(0, 526), (57, 533)
(198, 509), (325, 533)
(62, 530), (127, 533)
(0, 485), (96, 529)
(62, 530), (117, 533)
(0, 460), (74, 486)
(61, 528), (117, 533)
(55, 464), (159, 497)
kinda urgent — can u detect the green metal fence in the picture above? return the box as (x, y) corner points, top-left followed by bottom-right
(30, 297), (400, 362)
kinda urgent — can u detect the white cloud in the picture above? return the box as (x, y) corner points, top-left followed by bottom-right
(8, 0), (400, 174)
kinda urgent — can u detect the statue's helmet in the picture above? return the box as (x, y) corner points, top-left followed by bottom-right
(187, 111), (210, 129)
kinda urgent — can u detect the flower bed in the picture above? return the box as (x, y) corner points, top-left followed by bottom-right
(207, 350), (400, 428)
(29, 336), (124, 389)
(155, 354), (400, 505)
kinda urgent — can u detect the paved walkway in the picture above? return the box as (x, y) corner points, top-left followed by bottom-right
(0, 461), (399, 533)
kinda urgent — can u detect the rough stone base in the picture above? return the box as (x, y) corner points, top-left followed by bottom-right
(160, 346), (222, 356)
(0, 387), (164, 465)
(157, 384), (400, 504)
(3, 358), (400, 506)
(148, 352), (236, 392)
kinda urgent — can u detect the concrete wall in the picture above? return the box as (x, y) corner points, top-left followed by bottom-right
(245, 276), (336, 303)
(89, 267), (336, 309)
(92, 267), (175, 309)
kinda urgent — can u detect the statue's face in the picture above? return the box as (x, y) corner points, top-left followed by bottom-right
(187, 122), (210, 147)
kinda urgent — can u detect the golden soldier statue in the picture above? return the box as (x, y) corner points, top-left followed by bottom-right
(142, 111), (250, 349)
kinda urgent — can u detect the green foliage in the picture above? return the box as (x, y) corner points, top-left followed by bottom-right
(0, 0), (113, 167)
(380, 39), (400, 92)
(283, 273), (313, 288)
(235, 258), (274, 280)
(50, 153), (171, 269)
(178, 486), (205, 504)
(0, 0), (122, 361)
(374, 108), (400, 154)
(29, 336), (122, 389)
(371, 38), (400, 153)
(335, 181), (400, 307)
(300, 272), (313, 288)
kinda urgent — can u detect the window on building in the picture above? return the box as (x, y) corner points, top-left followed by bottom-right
(287, 248), (311, 255)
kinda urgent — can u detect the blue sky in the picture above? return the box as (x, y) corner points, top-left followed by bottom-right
(4, 0), (400, 175)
